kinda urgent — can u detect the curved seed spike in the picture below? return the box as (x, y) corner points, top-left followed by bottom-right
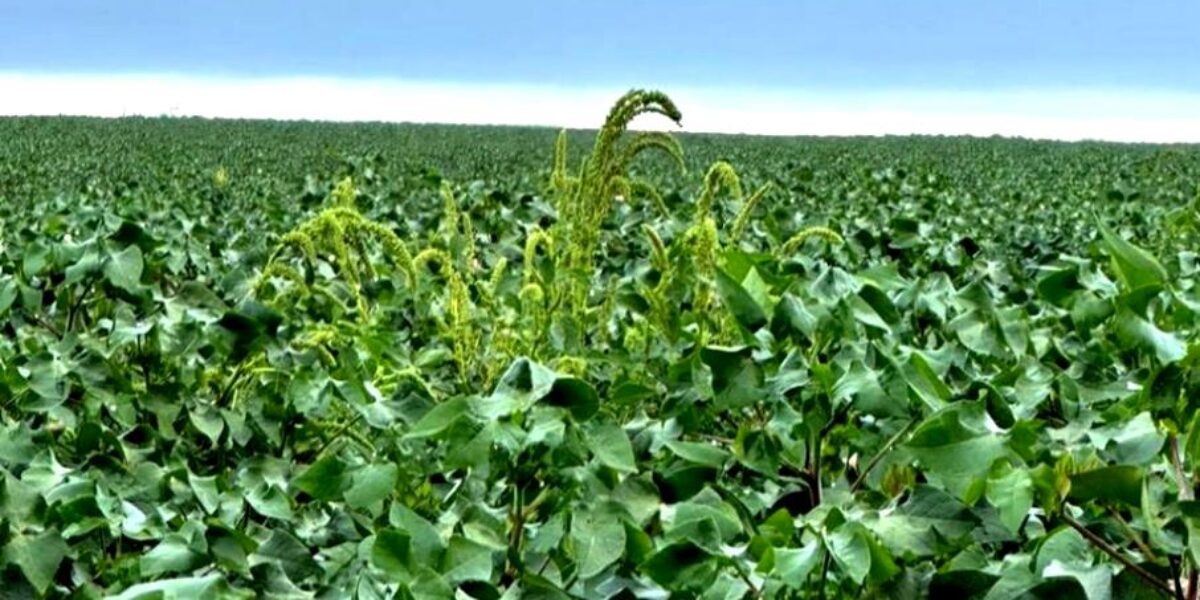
(629, 180), (670, 218)
(440, 180), (459, 233)
(487, 257), (509, 302)
(616, 131), (686, 175)
(460, 213), (477, 271)
(523, 227), (554, 285)
(255, 262), (308, 295)
(273, 231), (317, 265)
(351, 219), (417, 287)
(519, 282), (546, 305)
(551, 129), (570, 192)
(546, 89), (684, 318)
(331, 176), (357, 208)
(779, 226), (845, 255)
(600, 89), (683, 135)
(642, 224), (670, 273)
(731, 183), (772, 244)
(391, 365), (439, 401)
(587, 89), (683, 196)
(698, 161), (743, 219)
(606, 175), (633, 205)
(552, 356), (588, 378)
(414, 247), (454, 274)
(445, 270), (478, 385)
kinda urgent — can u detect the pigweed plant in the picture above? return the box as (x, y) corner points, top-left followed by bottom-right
(545, 90), (686, 320)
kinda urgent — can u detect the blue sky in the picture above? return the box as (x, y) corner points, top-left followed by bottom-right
(2, 1), (1199, 141)
(5, 0), (1199, 90)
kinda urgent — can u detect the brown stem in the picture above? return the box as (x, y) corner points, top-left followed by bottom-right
(1110, 507), (1157, 561)
(1062, 513), (1172, 596)
(32, 312), (63, 338)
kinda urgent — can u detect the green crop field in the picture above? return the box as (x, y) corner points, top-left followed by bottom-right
(2, 90), (1200, 598)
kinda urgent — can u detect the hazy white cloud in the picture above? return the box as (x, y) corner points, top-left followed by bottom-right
(1, 72), (1198, 143)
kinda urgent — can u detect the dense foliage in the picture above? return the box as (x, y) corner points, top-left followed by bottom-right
(1, 92), (1200, 599)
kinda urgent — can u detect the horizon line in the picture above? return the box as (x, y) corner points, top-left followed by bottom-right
(2, 71), (1199, 144)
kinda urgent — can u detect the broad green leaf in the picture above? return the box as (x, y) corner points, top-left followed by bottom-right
(188, 471), (221, 515)
(106, 575), (246, 600)
(1099, 223), (1167, 292)
(141, 534), (208, 577)
(1069, 466), (1143, 507)
(987, 466), (1034, 533)
(699, 346), (763, 410)
(772, 542), (822, 587)
(715, 268), (768, 332)
(389, 505), (446, 567)
(291, 454), (350, 501)
(486, 359), (600, 421)
(1088, 412), (1164, 466)
(1037, 266), (1081, 307)
(1034, 527), (1089, 573)
(859, 283), (900, 325)
(2, 531), (67, 594)
(372, 528), (413, 579)
(906, 404), (1008, 501)
(188, 405), (225, 445)
(0, 277), (15, 316)
(665, 440), (731, 468)
(253, 530), (320, 583)
(869, 486), (977, 558)
(665, 488), (742, 546)
(440, 536), (493, 584)
(345, 463), (398, 509)
(245, 484), (293, 521)
(104, 245), (144, 292)
(547, 380), (598, 422)
(848, 294), (892, 333)
(639, 542), (718, 591)
(614, 473), (661, 525)
(405, 397), (472, 440)
(586, 422), (637, 473)
(485, 359), (558, 418)
(207, 525), (255, 577)
(1042, 561), (1112, 600)
(571, 507), (626, 579)
(826, 522), (898, 586)
(1112, 307), (1186, 364)
(733, 425), (783, 474)
(64, 250), (102, 285)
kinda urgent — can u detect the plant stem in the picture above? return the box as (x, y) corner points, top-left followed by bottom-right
(314, 413), (363, 457)
(1171, 436), (1195, 501)
(506, 483), (526, 581)
(1062, 513), (1172, 596)
(817, 552), (831, 600)
(810, 434), (823, 507)
(67, 279), (97, 333)
(1109, 508), (1157, 562)
(1170, 555), (1186, 600)
(850, 419), (915, 493)
(1169, 436), (1197, 600)
(730, 558), (762, 599)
